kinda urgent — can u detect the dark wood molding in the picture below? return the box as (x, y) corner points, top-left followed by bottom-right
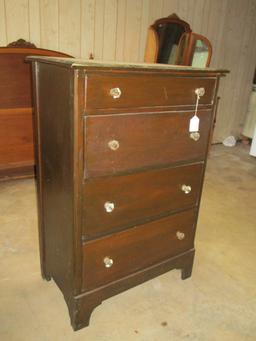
(7, 38), (37, 48)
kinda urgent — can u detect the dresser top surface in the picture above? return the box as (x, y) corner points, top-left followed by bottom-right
(27, 56), (228, 76)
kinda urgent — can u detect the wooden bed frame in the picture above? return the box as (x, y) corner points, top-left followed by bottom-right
(0, 39), (72, 180)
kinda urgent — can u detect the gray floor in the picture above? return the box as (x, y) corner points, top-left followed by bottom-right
(0, 144), (255, 341)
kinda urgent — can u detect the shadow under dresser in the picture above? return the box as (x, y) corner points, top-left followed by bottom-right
(28, 56), (227, 330)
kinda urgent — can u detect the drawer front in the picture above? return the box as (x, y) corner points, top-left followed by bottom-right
(82, 209), (196, 291)
(83, 163), (203, 239)
(85, 74), (216, 110)
(84, 111), (212, 177)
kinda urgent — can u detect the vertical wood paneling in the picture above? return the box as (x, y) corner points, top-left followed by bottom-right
(148, 0), (163, 24)
(177, 0), (190, 23)
(115, 0), (126, 61)
(81, 0), (95, 59)
(5, 0), (29, 42)
(1, 0), (255, 142)
(138, 0), (150, 61)
(0, 0), (7, 45)
(123, 0), (143, 62)
(94, 0), (105, 60)
(40, 0), (59, 50)
(103, 0), (117, 60)
(28, 0), (41, 46)
(59, 0), (80, 56)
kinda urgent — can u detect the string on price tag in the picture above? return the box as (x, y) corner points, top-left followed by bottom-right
(189, 88), (205, 132)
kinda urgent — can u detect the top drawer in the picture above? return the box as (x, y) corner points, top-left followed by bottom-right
(85, 73), (216, 111)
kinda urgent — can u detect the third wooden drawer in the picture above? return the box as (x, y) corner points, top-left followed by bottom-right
(82, 162), (203, 239)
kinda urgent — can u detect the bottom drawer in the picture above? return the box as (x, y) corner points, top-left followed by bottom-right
(82, 208), (196, 291)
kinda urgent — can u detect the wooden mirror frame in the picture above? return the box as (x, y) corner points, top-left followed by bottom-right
(175, 32), (212, 67)
(144, 13), (191, 63)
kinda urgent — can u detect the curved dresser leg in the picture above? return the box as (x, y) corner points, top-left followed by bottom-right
(69, 294), (103, 331)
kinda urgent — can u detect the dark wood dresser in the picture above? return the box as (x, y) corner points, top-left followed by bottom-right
(28, 56), (227, 330)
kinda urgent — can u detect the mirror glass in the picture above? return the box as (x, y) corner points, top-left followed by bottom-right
(155, 23), (186, 64)
(191, 39), (209, 67)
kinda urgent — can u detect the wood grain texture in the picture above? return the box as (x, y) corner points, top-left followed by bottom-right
(82, 208), (196, 291)
(0, 0), (255, 141)
(103, 0), (117, 60)
(29, 58), (224, 330)
(0, 108), (34, 166)
(40, 0), (59, 50)
(84, 110), (212, 177)
(85, 73), (216, 110)
(28, 0), (41, 46)
(0, 0), (7, 46)
(83, 163), (203, 239)
(0, 47), (72, 179)
(5, 0), (29, 42)
(81, 0), (95, 59)
(59, 0), (80, 57)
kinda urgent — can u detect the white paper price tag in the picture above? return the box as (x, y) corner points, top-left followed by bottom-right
(189, 115), (200, 132)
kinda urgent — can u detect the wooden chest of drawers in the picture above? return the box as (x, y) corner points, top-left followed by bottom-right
(29, 57), (226, 330)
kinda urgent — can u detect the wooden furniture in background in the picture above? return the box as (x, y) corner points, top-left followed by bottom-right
(0, 39), (72, 180)
(28, 56), (227, 330)
(144, 14), (212, 67)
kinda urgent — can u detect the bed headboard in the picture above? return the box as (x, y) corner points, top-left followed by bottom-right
(0, 39), (73, 180)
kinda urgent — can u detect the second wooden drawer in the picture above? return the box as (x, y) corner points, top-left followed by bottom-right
(82, 163), (203, 239)
(84, 110), (212, 177)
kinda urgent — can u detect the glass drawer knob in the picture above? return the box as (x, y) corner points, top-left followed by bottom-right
(110, 87), (122, 99)
(176, 231), (185, 240)
(190, 132), (200, 141)
(181, 184), (192, 194)
(108, 140), (119, 151)
(104, 201), (115, 213)
(103, 257), (114, 268)
(195, 87), (205, 97)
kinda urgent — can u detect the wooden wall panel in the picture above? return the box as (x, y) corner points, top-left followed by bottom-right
(94, 0), (105, 60)
(59, 0), (80, 56)
(0, 0), (7, 46)
(40, 0), (59, 50)
(115, 0), (126, 61)
(103, 0), (117, 60)
(28, 0), (41, 46)
(5, 0), (29, 42)
(123, 0), (143, 62)
(0, 0), (255, 142)
(81, 0), (95, 60)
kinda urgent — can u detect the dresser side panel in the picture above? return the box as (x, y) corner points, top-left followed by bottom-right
(35, 63), (75, 299)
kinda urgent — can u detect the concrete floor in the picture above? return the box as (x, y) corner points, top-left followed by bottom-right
(0, 144), (255, 341)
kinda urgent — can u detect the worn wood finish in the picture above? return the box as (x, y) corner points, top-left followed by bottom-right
(0, 46), (72, 180)
(83, 163), (203, 239)
(0, 108), (33, 169)
(85, 110), (212, 177)
(73, 249), (195, 330)
(85, 74), (216, 110)
(33, 62), (75, 298)
(28, 56), (226, 330)
(82, 208), (196, 291)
